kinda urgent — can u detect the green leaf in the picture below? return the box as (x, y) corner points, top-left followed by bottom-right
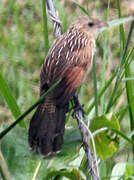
(110, 163), (134, 180)
(0, 72), (25, 127)
(90, 113), (120, 160)
(125, 163), (134, 179)
(1, 126), (82, 179)
(46, 168), (86, 180)
(110, 163), (126, 180)
(100, 16), (134, 32)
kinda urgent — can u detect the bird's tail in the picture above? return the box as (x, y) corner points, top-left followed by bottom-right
(28, 102), (68, 156)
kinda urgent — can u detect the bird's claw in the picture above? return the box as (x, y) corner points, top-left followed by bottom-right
(72, 103), (85, 118)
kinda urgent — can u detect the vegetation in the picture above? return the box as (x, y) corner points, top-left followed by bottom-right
(0, 0), (134, 179)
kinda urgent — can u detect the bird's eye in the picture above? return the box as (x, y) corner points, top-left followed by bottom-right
(88, 22), (94, 27)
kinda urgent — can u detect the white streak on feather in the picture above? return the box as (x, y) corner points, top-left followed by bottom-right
(84, 39), (88, 46)
(63, 41), (67, 47)
(55, 60), (59, 65)
(78, 32), (82, 38)
(45, 67), (47, 74)
(43, 63), (47, 74)
(52, 51), (55, 58)
(69, 40), (73, 47)
(78, 38), (81, 49)
(71, 55), (75, 63)
(50, 39), (58, 53)
(75, 57), (79, 63)
(68, 33), (75, 43)
(53, 68), (57, 77)
(81, 37), (86, 48)
(58, 46), (63, 57)
(71, 45), (74, 52)
(74, 38), (77, 46)
(66, 51), (69, 59)
(46, 57), (51, 67)
(70, 38), (77, 52)
(50, 46), (55, 54)
(76, 31), (80, 36)
(51, 37), (63, 53)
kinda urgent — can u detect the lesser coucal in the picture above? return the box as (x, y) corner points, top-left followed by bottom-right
(28, 16), (108, 156)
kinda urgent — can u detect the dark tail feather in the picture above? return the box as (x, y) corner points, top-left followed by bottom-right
(28, 103), (68, 156)
(52, 104), (68, 153)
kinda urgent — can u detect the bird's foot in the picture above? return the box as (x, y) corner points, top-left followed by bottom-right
(72, 103), (85, 118)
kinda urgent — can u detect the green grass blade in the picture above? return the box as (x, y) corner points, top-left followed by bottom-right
(116, 96), (134, 121)
(92, 57), (98, 116)
(106, 20), (134, 113)
(100, 37), (108, 113)
(108, 16), (134, 28)
(32, 159), (43, 180)
(123, 77), (134, 82)
(111, 87), (125, 107)
(100, 2), (109, 113)
(0, 72), (25, 127)
(87, 69), (117, 114)
(125, 66), (134, 121)
(117, 20), (134, 79)
(100, 16), (134, 33)
(117, 0), (125, 48)
(0, 80), (60, 139)
(72, 0), (89, 16)
(116, 106), (128, 122)
(41, 0), (49, 54)
(125, 60), (134, 159)
(110, 128), (134, 146)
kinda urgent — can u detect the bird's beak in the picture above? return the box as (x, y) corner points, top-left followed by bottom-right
(98, 21), (109, 28)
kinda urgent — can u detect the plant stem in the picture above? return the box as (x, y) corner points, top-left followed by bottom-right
(41, 0), (49, 54)
(92, 58), (98, 116)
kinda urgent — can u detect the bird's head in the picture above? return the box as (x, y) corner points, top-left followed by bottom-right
(70, 16), (108, 39)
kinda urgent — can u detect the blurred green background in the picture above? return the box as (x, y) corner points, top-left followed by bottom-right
(0, 0), (134, 179)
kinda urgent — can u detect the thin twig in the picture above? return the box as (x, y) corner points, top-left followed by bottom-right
(75, 111), (100, 180)
(46, 1), (100, 179)
(0, 151), (13, 180)
(46, 0), (63, 38)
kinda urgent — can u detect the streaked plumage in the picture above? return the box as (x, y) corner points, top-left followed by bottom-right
(28, 16), (108, 156)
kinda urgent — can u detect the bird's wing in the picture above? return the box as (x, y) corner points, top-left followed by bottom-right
(53, 65), (86, 105)
(40, 31), (90, 101)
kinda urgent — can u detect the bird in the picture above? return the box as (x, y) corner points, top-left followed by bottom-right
(28, 16), (108, 157)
